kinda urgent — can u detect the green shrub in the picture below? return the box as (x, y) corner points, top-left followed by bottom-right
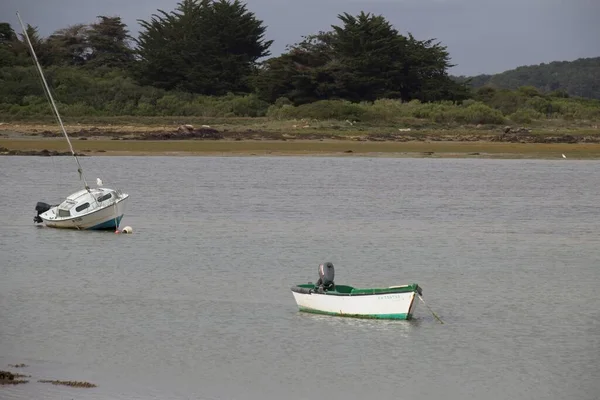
(1, 64), (597, 123)
(267, 100), (366, 121)
(456, 102), (506, 124)
(509, 109), (543, 123)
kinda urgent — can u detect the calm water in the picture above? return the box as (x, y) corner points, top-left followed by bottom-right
(1, 155), (599, 400)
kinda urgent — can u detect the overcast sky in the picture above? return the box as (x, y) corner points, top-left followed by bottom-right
(1, 0), (598, 76)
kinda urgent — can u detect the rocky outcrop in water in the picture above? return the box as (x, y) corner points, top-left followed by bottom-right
(38, 379), (97, 388)
(0, 363), (96, 388)
(0, 371), (15, 380)
(0, 370), (29, 385)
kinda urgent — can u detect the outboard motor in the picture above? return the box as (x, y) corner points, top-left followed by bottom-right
(316, 262), (335, 291)
(34, 202), (53, 223)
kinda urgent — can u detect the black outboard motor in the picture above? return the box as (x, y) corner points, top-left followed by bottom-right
(315, 262), (335, 292)
(34, 202), (53, 223)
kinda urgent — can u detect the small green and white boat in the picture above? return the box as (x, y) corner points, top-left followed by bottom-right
(291, 262), (422, 320)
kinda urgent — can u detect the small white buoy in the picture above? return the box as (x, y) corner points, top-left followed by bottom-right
(121, 226), (133, 234)
(562, 154), (566, 158)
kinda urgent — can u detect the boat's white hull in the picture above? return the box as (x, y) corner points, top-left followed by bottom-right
(40, 195), (129, 230)
(19, 12), (132, 233)
(291, 289), (418, 320)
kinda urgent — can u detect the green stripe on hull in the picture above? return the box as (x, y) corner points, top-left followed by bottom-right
(298, 306), (412, 320)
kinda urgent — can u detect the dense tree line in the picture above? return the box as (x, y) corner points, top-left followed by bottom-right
(453, 57), (600, 100)
(0, 0), (597, 125)
(1, 0), (466, 104)
(252, 12), (469, 104)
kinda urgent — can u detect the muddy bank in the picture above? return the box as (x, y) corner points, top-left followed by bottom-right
(0, 146), (86, 156)
(361, 127), (600, 143)
(15, 124), (600, 144)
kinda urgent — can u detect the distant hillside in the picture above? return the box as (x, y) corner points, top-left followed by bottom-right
(453, 57), (600, 99)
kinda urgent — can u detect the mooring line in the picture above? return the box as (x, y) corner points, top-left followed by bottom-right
(418, 294), (444, 324)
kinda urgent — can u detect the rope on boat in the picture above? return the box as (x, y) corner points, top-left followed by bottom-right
(16, 11), (91, 192)
(418, 294), (444, 324)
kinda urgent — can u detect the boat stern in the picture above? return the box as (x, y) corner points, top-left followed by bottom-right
(34, 201), (56, 224)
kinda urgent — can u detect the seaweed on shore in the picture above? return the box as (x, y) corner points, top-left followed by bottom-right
(38, 379), (97, 388)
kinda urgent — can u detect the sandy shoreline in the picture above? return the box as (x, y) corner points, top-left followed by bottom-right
(3, 138), (599, 159)
(2, 122), (600, 159)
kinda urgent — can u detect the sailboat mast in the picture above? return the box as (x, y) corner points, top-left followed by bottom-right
(16, 11), (90, 191)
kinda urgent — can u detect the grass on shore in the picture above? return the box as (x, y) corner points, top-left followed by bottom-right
(2, 137), (600, 158)
(1, 117), (600, 138)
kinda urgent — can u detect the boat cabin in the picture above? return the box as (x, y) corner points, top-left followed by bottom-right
(52, 188), (118, 219)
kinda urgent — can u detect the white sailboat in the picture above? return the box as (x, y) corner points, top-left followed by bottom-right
(17, 12), (130, 231)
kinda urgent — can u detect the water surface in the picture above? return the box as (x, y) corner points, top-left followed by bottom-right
(1, 155), (599, 400)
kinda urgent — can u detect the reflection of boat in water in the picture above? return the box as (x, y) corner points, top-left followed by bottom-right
(290, 262), (422, 320)
(16, 12), (130, 231)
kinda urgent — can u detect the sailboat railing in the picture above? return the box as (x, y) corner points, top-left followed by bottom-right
(16, 11), (90, 192)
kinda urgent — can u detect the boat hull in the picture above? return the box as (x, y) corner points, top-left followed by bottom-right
(40, 195), (129, 230)
(291, 286), (419, 320)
